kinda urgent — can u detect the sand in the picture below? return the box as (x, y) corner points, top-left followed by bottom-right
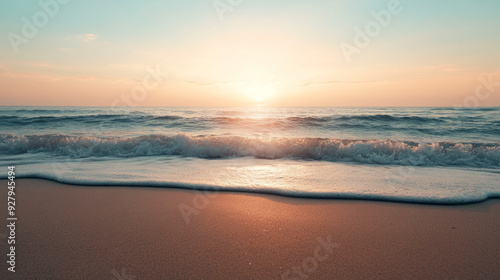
(0, 179), (499, 279)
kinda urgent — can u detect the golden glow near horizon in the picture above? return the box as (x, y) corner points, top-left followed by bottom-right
(232, 68), (281, 104)
(238, 82), (275, 103)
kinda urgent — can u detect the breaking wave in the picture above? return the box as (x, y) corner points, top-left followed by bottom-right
(1, 133), (498, 168)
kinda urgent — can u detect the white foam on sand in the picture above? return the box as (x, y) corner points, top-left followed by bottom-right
(7, 156), (500, 204)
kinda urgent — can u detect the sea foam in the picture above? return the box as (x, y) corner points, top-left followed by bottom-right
(0, 133), (498, 168)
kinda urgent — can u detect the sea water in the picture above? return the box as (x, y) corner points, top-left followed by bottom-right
(0, 106), (498, 204)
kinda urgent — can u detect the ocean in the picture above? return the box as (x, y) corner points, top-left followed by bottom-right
(1, 106), (499, 204)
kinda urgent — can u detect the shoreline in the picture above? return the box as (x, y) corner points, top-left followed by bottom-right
(5, 175), (500, 206)
(1, 179), (499, 279)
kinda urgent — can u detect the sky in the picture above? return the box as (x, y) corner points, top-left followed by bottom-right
(1, 0), (499, 106)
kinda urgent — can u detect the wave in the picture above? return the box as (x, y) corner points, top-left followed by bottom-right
(0, 114), (152, 125)
(0, 113), (450, 125)
(154, 115), (184, 120)
(1, 133), (498, 168)
(334, 114), (445, 123)
(217, 110), (247, 116)
(206, 115), (444, 125)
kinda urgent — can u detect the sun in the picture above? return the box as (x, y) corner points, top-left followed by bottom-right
(238, 82), (278, 103)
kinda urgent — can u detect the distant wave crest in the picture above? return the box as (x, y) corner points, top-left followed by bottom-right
(334, 114), (445, 123)
(0, 113), (450, 126)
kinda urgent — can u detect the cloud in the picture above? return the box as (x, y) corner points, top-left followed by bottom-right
(299, 76), (457, 87)
(184, 79), (284, 87)
(77, 33), (98, 42)
(31, 63), (51, 68)
(185, 81), (233, 86)
(0, 66), (130, 83)
(300, 80), (379, 86)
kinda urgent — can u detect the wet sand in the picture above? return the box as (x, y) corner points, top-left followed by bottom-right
(0, 179), (499, 279)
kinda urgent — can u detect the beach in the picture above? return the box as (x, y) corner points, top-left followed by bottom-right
(3, 0), (500, 278)
(1, 179), (499, 279)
